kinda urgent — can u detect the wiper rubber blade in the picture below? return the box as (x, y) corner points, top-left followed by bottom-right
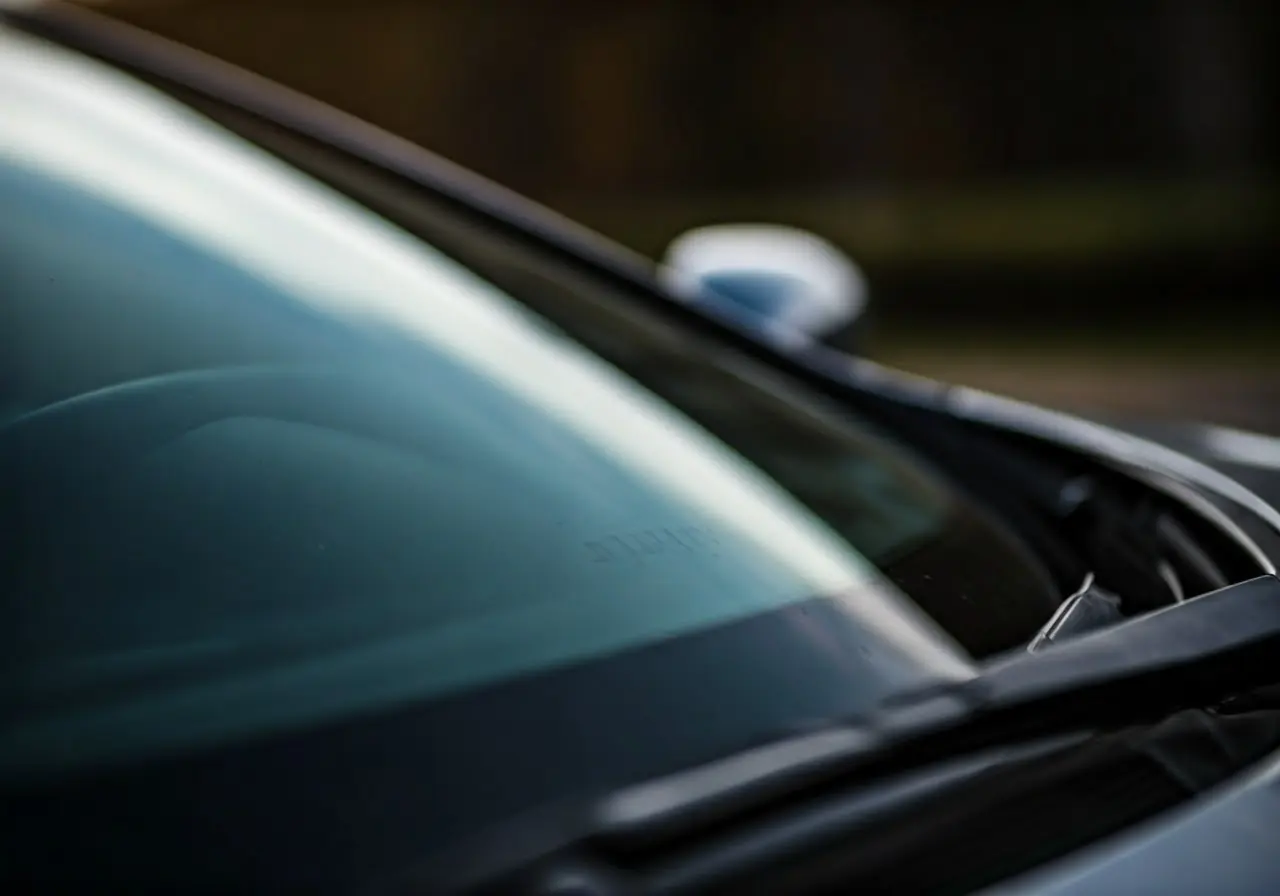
(384, 575), (1280, 896)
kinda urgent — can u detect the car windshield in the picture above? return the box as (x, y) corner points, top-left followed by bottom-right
(0, 25), (1056, 892)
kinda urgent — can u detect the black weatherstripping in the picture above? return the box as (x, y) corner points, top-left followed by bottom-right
(389, 575), (1280, 895)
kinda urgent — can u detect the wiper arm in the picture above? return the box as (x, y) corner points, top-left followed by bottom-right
(382, 576), (1280, 896)
(1026, 573), (1124, 651)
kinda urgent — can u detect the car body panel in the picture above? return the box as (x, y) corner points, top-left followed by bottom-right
(1122, 423), (1280, 507)
(991, 748), (1280, 895)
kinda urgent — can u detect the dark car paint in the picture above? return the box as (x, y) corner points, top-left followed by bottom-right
(994, 747), (1280, 896)
(1095, 419), (1280, 569)
(4, 3), (1280, 893)
(1122, 422), (1280, 507)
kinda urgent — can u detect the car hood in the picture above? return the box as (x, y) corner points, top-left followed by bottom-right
(1117, 421), (1280, 507)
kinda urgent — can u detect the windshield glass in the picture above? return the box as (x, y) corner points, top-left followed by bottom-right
(0, 26), (1051, 893)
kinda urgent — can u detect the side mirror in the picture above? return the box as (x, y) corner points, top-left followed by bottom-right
(659, 224), (869, 349)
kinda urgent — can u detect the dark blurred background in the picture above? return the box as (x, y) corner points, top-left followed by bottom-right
(96, 0), (1278, 430)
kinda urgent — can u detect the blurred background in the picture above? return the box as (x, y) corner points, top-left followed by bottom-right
(93, 0), (1278, 431)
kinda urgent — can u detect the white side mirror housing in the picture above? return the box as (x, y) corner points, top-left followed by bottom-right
(660, 224), (869, 347)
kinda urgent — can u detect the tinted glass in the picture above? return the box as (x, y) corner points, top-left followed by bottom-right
(0, 27), (1052, 892)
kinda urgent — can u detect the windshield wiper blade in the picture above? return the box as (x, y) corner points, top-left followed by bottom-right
(380, 575), (1280, 896)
